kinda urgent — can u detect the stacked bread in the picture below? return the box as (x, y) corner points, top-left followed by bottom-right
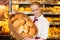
(0, 5), (10, 34)
(10, 12), (37, 39)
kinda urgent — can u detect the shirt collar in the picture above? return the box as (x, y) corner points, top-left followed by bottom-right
(37, 15), (43, 20)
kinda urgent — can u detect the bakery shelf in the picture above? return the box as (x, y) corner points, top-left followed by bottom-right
(0, 35), (14, 40)
(12, 1), (31, 5)
(11, 11), (60, 16)
(12, 2), (60, 7)
(44, 14), (60, 17)
(27, 14), (60, 17)
(27, 14), (34, 16)
(0, 35), (10, 37)
(45, 4), (60, 6)
(12, 2), (31, 5)
(12, 1), (60, 5)
(48, 36), (60, 39)
(48, 22), (60, 27)
(50, 22), (60, 26)
(43, 4), (60, 7)
(50, 24), (60, 26)
(50, 23), (60, 25)
(47, 37), (60, 40)
(52, 21), (60, 22)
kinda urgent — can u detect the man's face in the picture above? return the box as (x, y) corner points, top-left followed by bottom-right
(30, 5), (41, 18)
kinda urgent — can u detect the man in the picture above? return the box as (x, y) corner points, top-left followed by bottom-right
(29, 2), (50, 40)
(10, 2), (49, 40)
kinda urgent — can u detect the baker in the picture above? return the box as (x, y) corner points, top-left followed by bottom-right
(10, 2), (50, 40)
(29, 2), (50, 40)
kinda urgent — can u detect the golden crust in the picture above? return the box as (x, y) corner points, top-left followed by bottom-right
(21, 33), (29, 38)
(13, 19), (25, 28)
(17, 26), (24, 34)
(24, 24), (29, 33)
(28, 27), (36, 37)
(23, 17), (34, 27)
(10, 12), (23, 22)
(10, 12), (38, 38)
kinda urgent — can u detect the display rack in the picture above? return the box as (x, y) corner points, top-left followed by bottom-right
(11, 1), (60, 40)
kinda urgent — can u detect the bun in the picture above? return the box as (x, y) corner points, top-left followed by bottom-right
(17, 26), (24, 34)
(13, 19), (25, 28)
(28, 27), (36, 37)
(24, 24), (29, 33)
(23, 17), (34, 27)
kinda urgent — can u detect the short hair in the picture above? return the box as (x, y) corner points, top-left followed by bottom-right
(30, 2), (41, 7)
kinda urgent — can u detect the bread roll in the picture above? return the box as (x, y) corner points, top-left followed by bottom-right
(28, 27), (36, 37)
(26, 21), (34, 27)
(17, 26), (24, 34)
(13, 19), (25, 28)
(10, 13), (23, 22)
(23, 17), (34, 27)
(24, 24), (29, 33)
(21, 33), (29, 38)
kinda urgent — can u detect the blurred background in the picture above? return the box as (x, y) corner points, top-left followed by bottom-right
(0, 0), (60, 40)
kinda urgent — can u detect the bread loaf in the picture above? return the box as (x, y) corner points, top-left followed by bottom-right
(13, 19), (25, 28)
